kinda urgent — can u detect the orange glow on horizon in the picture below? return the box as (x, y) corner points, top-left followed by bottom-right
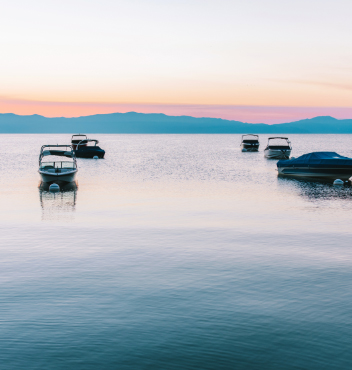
(1, 97), (352, 124)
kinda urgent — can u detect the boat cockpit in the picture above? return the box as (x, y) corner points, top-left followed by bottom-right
(39, 145), (77, 174)
(265, 137), (292, 150)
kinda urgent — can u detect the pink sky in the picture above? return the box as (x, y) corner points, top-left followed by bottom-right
(1, 97), (352, 124)
(1, 1), (352, 126)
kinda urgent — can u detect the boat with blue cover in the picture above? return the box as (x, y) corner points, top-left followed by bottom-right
(277, 152), (352, 180)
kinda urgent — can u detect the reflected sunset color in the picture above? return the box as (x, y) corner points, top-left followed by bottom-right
(2, 0), (352, 367)
(1, 134), (352, 369)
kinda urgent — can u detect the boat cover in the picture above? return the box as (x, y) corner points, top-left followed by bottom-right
(42, 150), (74, 157)
(277, 152), (352, 168)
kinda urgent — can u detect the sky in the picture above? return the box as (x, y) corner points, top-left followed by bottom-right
(0, 0), (351, 123)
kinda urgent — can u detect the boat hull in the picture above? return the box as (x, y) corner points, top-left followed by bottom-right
(39, 170), (77, 184)
(264, 149), (291, 159)
(241, 143), (259, 152)
(75, 147), (105, 158)
(277, 167), (352, 180)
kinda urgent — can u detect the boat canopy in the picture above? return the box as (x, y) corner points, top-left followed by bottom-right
(277, 152), (352, 168)
(72, 134), (87, 140)
(39, 145), (76, 165)
(242, 134), (259, 143)
(268, 137), (289, 141)
(267, 137), (291, 149)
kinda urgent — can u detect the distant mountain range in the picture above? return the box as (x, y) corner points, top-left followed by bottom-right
(1, 112), (352, 134)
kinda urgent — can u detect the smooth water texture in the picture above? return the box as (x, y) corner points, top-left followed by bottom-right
(1, 134), (352, 369)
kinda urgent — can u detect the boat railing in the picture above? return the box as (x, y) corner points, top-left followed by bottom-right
(39, 145), (77, 166)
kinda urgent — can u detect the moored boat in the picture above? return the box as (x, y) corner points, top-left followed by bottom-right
(71, 134), (87, 150)
(277, 152), (352, 180)
(38, 145), (78, 184)
(264, 137), (292, 159)
(241, 134), (259, 152)
(75, 139), (105, 158)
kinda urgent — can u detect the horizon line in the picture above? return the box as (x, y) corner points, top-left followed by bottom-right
(1, 97), (352, 124)
(0, 111), (345, 126)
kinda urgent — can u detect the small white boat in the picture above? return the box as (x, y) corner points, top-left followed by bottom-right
(264, 137), (292, 159)
(38, 145), (78, 184)
(241, 134), (260, 152)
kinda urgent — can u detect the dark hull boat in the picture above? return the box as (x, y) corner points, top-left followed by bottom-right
(277, 152), (352, 181)
(241, 134), (259, 152)
(75, 142), (105, 158)
(71, 135), (105, 159)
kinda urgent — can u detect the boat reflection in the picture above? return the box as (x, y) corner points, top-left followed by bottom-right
(39, 181), (78, 221)
(278, 176), (352, 201)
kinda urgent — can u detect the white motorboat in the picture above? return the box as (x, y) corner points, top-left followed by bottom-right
(38, 145), (78, 184)
(264, 137), (292, 159)
(241, 134), (259, 152)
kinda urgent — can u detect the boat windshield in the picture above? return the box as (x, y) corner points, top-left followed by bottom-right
(40, 161), (76, 170)
(267, 137), (291, 149)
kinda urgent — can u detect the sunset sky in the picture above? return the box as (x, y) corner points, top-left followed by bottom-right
(1, 0), (351, 123)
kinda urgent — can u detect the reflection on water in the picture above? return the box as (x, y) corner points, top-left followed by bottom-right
(1, 134), (352, 369)
(278, 176), (352, 202)
(39, 181), (77, 221)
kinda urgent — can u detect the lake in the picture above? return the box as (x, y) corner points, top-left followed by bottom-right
(1, 134), (352, 369)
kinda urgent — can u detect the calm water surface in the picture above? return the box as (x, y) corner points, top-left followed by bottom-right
(1, 134), (352, 369)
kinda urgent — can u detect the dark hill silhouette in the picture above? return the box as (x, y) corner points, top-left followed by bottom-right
(0, 112), (351, 133)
